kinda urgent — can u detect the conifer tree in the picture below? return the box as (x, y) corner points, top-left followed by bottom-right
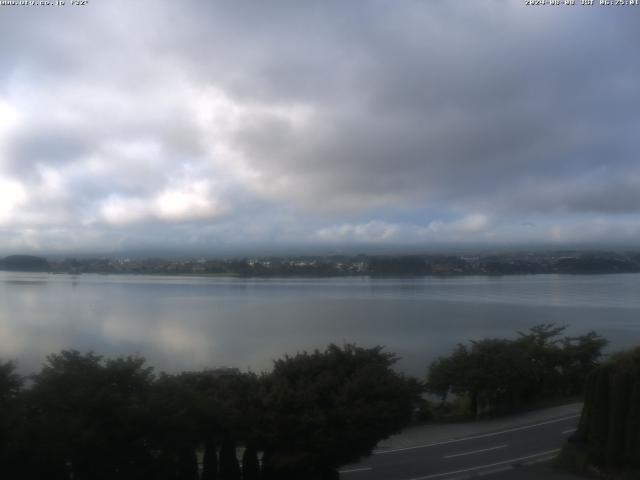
(202, 437), (218, 480)
(242, 444), (260, 480)
(219, 435), (241, 480)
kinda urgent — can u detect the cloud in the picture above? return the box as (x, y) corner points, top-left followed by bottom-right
(315, 215), (491, 244)
(428, 215), (489, 235)
(100, 196), (151, 227)
(0, 1), (639, 251)
(0, 178), (27, 224)
(498, 167), (640, 215)
(101, 181), (228, 226)
(316, 221), (402, 243)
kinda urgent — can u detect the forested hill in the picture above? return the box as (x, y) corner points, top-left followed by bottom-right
(0, 255), (50, 272)
(45, 252), (640, 276)
(2, 252), (640, 276)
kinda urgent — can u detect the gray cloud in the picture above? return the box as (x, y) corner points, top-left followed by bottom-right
(0, 1), (639, 251)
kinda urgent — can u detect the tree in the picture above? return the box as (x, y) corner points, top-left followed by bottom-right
(1, 345), (423, 479)
(25, 351), (156, 480)
(427, 325), (607, 418)
(368, 256), (429, 275)
(1, 254), (50, 272)
(259, 344), (422, 478)
(0, 361), (24, 476)
(201, 437), (219, 480)
(242, 444), (260, 480)
(427, 344), (469, 404)
(429, 338), (533, 417)
(219, 434), (241, 480)
(565, 347), (640, 474)
(148, 373), (201, 480)
(0, 361), (21, 403)
(560, 331), (608, 395)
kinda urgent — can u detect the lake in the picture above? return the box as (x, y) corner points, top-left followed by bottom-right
(2, 271), (640, 376)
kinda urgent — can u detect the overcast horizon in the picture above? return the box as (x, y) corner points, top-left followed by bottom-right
(1, 1), (639, 255)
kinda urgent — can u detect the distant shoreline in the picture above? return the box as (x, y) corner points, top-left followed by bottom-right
(4, 270), (640, 280)
(3, 251), (640, 277)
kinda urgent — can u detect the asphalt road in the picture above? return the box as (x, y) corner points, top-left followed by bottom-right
(339, 413), (580, 480)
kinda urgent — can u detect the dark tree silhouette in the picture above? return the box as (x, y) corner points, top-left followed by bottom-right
(23, 351), (156, 479)
(241, 444), (260, 480)
(1, 344), (419, 479)
(1, 254), (50, 272)
(427, 325), (607, 417)
(259, 344), (421, 478)
(202, 437), (219, 480)
(0, 361), (24, 477)
(565, 347), (640, 472)
(219, 434), (241, 480)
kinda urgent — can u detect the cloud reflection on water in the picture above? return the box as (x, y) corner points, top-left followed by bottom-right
(1, 272), (640, 375)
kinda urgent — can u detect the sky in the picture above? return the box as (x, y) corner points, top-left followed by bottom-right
(0, 0), (639, 255)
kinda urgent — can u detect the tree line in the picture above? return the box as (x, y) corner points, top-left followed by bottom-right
(426, 324), (607, 418)
(0, 345), (420, 480)
(0, 325), (609, 479)
(6, 252), (640, 276)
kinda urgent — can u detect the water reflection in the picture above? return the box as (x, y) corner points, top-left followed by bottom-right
(1, 271), (640, 375)
(4, 280), (48, 286)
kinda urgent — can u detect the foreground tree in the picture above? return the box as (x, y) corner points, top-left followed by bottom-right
(1, 344), (422, 479)
(259, 344), (422, 479)
(559, 331), (608, 396)
(201, 436), (219, 480)
(219, 434), (241, 480)
(241, 444), (260, 480)
(25, 351), (156, 480)
(0, 361), (24, 475)
(148, 373), (201, 480)
(561, 347), (640, 476)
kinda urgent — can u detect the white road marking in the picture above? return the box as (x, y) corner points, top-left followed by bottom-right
(561, 428), (576, 434)
(443, 444), (508, 459)
(477, 466), (513, 476)
(374, 414), (580, 454)
(524, 455), (558, 466)
(404, 449), (561, 480)
(339, 466), (373, 474)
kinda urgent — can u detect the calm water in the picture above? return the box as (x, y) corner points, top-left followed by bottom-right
(2, 271), (640, 376)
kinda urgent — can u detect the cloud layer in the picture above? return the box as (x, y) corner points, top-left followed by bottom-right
(1, 1), (639, 253)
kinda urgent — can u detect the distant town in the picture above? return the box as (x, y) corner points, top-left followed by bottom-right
(2, 250), (640, 276)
